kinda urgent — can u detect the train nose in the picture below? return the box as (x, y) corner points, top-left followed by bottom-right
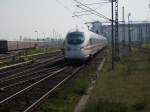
(68, 47), (80, 53)
(65, 46), (85, 58)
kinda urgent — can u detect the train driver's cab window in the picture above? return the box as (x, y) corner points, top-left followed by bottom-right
(67, 32), (85, 45)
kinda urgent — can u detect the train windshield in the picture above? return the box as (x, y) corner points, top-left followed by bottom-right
(67, 32), (85, 45)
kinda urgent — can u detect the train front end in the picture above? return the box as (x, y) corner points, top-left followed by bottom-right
(64, 31), (89, 60)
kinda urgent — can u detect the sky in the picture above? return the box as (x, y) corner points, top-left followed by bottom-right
(0, 0), (150, 40)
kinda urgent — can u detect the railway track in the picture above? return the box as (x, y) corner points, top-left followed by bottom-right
(0, 51), (67, 111)
(131, 45), (150, 54)
(0, 51), (63, 75)
(0, 47), (107, 112)
(0, 65), (84, 112)
(0, 50), (62, 72)
(0, 64), (66, 100)
(0, 50), (61, 61)
(140, 47), (150, 54)
(0, 55), (65, 90)
(0, 54), (64, 78)
(0, 52), (17, 59)
(0, 64), (64, 87)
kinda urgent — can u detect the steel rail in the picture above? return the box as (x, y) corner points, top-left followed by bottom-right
(0, 63), (65, 85)
(0, 67), (67, 104)
(0, 51), (62, 73)
(141, 48), (150, 54)
(0, 60), (32, 72)
(132, 45), (150, 54)
(0, 53), (63, 75)
(23, 65), (84, 112)
(0, 67), (50, 82)
(0, 56), (64, 83)
(0, 66), (62, 90)
(0, 72), (49, 90)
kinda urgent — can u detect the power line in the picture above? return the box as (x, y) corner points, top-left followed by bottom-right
(75, 5), (106, 20)
(73, 0), (111, 21)
(75, 5), (110, 22)
(73, 13), (93, 17)
(74, 3), (107, 14)
(73, 1), (110, 22)
(78, 2), (109, 6)
(54, 0), (87, 22)
(71, 0), (96, 21)
(55, 0), (73, 14)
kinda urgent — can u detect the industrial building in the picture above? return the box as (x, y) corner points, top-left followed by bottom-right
(91, 21), (150, 44)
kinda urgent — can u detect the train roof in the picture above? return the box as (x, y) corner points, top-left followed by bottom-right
(67, 28), (101, 36)
(67, 28), (107, 41)
(67, 28), (88, 33)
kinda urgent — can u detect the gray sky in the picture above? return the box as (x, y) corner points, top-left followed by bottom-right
(0, 0), (149, 40)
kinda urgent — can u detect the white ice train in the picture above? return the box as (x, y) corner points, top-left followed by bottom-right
(64, 29), (107, 60)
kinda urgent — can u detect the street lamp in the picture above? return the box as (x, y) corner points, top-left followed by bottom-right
(122, 6), (125, 46)
(128, 13), (131, 52)
(53, 29), (55, 38)
(35, 30), (39, 41)
(43, 32), (46, 40)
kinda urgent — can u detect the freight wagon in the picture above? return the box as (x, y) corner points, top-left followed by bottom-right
(0, 40), (8, 53)
(0, 40), (41, 53)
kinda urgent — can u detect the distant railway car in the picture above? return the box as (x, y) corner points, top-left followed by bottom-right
(0, 40), (38, 53)
(7, 41), (36, 51)
(64, 29), (107, 60)
(35, 41), (47, 49)
(0, 39), (61, 53)
(0, 40), (8, 53)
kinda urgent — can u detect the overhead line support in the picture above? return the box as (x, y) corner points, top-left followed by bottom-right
(114, 0), (119, 59)
(111, 0), (115, 70)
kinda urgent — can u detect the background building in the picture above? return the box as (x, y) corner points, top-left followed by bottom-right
(91, 21), (150, 44)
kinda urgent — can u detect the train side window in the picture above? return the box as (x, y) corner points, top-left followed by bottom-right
(94, 39), (96, 44)
(89, 38), (92, 45)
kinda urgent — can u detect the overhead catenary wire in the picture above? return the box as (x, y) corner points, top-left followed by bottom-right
(73, 0), (111, 21)
(78, 2), (109, 6)
(54, 0), (88, 22)
(70, 0), (96, 21)
(73, 13), (94, 17)
(74, 2), (108, 14)
(54, 0), (111, 25)
(74, 5), (108, 22)
(55, 0), (73, 14)
(71, 0), (108, 22)
(74, 6), (99, 17)
(73, 2), (109, 22)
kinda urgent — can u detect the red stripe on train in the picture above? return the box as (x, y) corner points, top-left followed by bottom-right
(83, 44), (102, 51)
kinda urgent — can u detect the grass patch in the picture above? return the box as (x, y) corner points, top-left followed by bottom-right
(39, 72), (90, 112)
(84, 49), (150, 112)
(142, 43), (150, 49)
(27, 46), (62, 55)
(39, 55), (104, 112)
